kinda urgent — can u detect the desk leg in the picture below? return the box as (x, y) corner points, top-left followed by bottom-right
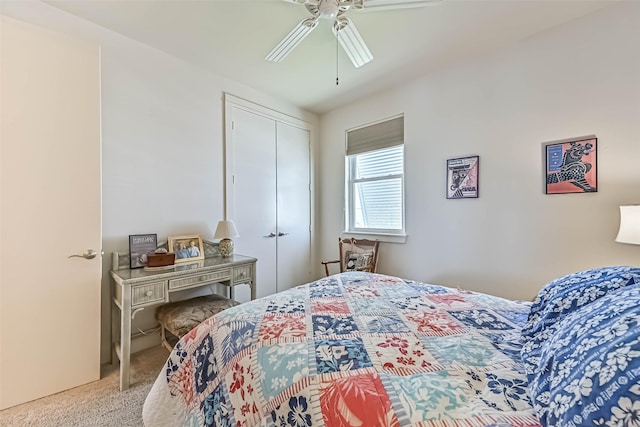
(119, 293), (132, 391)
(111, 299), (118, 365)
(250, 279), (256, 300)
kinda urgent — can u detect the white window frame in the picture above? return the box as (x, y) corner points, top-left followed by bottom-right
(344, 116), (407, 243)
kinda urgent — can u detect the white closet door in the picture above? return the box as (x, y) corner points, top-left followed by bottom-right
(229, 106), (278, 300)
(276, 122), (311, 289)
(225, 96), (312, 301)
(1, 18), (101, 409)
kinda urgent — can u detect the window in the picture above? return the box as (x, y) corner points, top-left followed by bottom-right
(345, 116), (405, 236)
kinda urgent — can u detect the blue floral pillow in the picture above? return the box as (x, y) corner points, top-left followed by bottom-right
(522, 266), (640, 339)
(522, 282), (640, 426)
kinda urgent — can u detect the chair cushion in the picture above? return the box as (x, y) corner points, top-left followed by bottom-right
(344, 251), (374, 271)
(156, 294), (238, 338)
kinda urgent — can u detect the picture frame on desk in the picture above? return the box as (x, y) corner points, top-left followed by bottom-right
(169, 234), (205, 263)
(128, 234), (157, 269)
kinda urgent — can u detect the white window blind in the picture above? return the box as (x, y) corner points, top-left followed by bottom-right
(346, 116), (405, 234)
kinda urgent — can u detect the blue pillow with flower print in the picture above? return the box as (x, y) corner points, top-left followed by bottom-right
(523, 282), (640, 427)
(522, 266), (640, 339)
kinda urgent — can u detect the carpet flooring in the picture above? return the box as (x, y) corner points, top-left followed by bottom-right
(0, 345), (168, 427)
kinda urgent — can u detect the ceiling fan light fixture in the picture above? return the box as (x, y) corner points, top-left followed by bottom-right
(318, 0), (340, 19)
(266, 17), (319, 62)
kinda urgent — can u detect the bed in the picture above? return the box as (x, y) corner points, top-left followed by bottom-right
(142, 267), (640, 427)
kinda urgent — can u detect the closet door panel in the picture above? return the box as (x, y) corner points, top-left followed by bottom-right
(230, 107), (277, 300)
(276, 122), (311, 290)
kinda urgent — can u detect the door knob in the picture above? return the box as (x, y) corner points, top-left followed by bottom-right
(264, 233), (276, 238)
(278, 232), (289, 237)
(68, 249), (97, 260)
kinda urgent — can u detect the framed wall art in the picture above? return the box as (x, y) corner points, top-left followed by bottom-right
(446, 155), (479, 199)
(168, 234), (205, 263)
(129, 234), (157, 269)
(545, 136), (597, 194)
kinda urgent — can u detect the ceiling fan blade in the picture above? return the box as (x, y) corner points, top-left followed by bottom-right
(361, 0), (442, 11)
(332, 17), (373, 68)
(282, 0), (321, 4)
(266, 17), (319, 63)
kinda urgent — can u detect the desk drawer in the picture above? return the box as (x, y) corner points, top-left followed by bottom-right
(233, 265), (253, 283)
(131, 281), (166, 307)
(169, 269), (231, 290)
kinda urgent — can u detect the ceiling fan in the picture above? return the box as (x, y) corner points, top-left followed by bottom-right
(266, 0), (442, 68)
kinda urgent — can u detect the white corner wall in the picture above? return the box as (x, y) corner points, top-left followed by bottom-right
(319, 2), (640, 300)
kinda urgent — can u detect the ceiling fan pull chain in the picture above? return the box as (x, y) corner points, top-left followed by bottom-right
(336, 30), (339, 86)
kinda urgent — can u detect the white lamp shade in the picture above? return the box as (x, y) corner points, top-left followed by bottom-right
(615, 205), (640, 245)
(214, 220), (239, 240)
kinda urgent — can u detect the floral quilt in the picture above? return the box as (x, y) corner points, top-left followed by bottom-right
(143, 272), (540, 427)
(521, 266), (640, 427)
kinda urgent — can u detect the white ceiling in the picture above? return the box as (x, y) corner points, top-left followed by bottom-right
(44, 0), (614, 114)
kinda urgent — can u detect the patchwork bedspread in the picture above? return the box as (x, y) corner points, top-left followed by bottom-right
(143, 272), (540, 426)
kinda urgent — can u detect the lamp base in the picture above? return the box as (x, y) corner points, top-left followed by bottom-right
(219, 238), (234, 257)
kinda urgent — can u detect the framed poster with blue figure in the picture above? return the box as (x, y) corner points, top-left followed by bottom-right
(545, 136), (597, 194)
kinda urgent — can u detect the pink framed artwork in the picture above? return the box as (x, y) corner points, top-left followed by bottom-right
(545, 136), (597, 194)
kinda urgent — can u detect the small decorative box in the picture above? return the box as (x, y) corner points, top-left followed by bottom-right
(147, 253), (176, 267)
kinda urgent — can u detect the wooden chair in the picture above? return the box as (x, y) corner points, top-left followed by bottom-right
(321, 237), (380, 276)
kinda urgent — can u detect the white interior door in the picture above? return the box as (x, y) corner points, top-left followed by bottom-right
(0, 18), (102, 409)
(276, 122), (311, 289)
(228, 106), (278, 301)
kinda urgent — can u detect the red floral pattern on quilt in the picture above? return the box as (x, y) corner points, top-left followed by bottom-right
(258, 315), (306, 341)
(225, 354), (259, 426)
(404, 311), (464, 335)
(426, 293), (469, 307)
(311, 298), (350, 314)
(319, 373), (399, 427)
(372, 336), (443, 372)
(168, 358), (195, 407)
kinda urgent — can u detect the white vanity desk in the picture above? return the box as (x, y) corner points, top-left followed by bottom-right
(110, 252), (256, 390)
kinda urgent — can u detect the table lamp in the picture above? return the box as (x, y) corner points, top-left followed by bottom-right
(615, 205), (640, 245)
(214, 220), (239, 257)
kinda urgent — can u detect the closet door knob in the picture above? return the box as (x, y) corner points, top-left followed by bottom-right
(264, 233), (276, 238)
(278, 232), (289, 237)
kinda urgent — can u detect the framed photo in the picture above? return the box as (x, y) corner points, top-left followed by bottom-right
(168, 234), (205, 263)
(545, 136), (597, 194)
(446, 155), (479, 199)
(129, 234), (157, 269)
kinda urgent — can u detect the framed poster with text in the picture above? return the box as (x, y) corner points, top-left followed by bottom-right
(446, 155), (479, 199)
(128, 234), (158, 269)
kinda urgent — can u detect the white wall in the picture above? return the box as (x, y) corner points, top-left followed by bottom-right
(319, 2), (640, 301)
(99, 44), (318, 361)
(1, 1), (318, 364)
